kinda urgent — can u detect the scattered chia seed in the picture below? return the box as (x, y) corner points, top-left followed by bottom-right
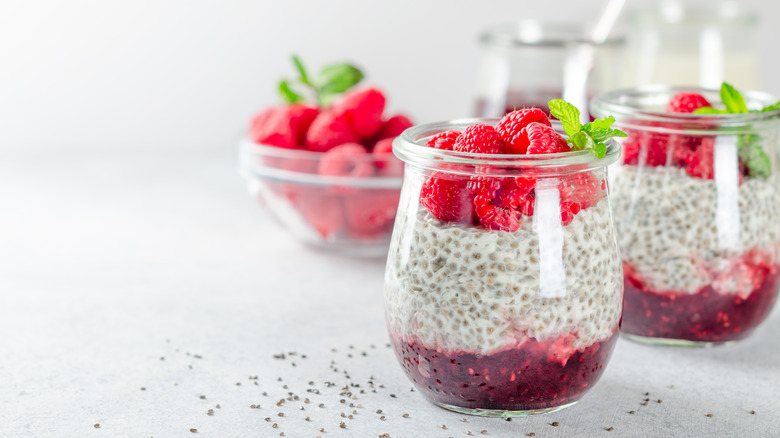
(216, 404), (221, 409)
(207, 410), (214, 416)
(506, 419), (512, 422)
(657, 400), (663, 404)
(318, 404), (325, 408)
(402, 413), (409, 418)
(305, 417), (310, 421)
(189, 429), (198, 433)
(264, 418), (271, 422)
(551, 422), (559, 427)
(442, 425), (447, 429)
(380, 416), (386, 420)
(628, 411), (636, 414)
(320, 428), (325, 432)
(461, 418), (468, 423)
(93, 424), (99, 429)
(390, 394), (396, 398)
(199, 395), (206, 400)
(272, 423), (278, 428)
(376, 409), (383, 414)
(141, 387), (146, 391)
(339, 421), (347, 429)
(528, 433), (535, 437)
(235, 382), (241, 386)
(706, 414), (713, 417)
(277, 412), (284, 417)
(348, 415), (353, 420)
(194, 354), (202, 359)
(605, 427), (614, 432)
(750, 410), (756, 415)
(379, 434), (390, 438)
(644, 392), (649, 396)
(481, 430), (488, 435)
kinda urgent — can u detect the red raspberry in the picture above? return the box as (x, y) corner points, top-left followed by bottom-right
(283, 186), (344, 238)
(332, 87), (386, 139)
(317, 143), (375, 177)
(495, 108), (552, 154)
(472, 178), (535, 231)
(420, 173), (474, 223)
(376, 114), (413, 140)
(426, 130), (461, 150)
(667, 92), (711, 113)
(372, 138), (404, 177)
(621, 130), (672, 167)
(305, 109), (360, 152)
(515, 177), (537, 216)
(558, 172), (604, 225)
(250, 104), (319, 148)
(453, 125), (506, 154)
(343, 189), (400, 239)
(685, 137), (715, 179)
(525, 122), (571, 154)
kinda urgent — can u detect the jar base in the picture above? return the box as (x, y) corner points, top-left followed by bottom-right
(432, 401), (578, 417)
(621, 332), (738, 348)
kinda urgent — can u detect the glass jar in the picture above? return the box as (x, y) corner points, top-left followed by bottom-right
(384, 120), (623, 416)
(592, 86), (780, 346)
(473, 21), (623, 119)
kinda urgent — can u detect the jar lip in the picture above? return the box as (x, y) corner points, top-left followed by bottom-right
(479, 21), (624, 48)
(394, 118), (620, 171)
(591, 85), (780, 125)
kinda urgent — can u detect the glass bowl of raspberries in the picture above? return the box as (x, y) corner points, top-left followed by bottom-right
(239, 57), (411, 257)
(384, 101), (627, 416)
(592, 83), (780, 346)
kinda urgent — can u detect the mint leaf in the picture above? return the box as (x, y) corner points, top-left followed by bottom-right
(721, 82), (749, 113)
(738, 134), (771, 178)
(315, 63), (364, 96)
(761, 100), (780, 112)
(694, 106), (729, 114)
(279, 80), (304, 104)
(582, 116), (627, 143)
(292, 55), (310, 86)
(568, 131), (607, 158)
(548, 99), (582, 136)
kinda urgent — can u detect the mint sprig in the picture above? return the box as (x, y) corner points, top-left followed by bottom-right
(278, 55), (364, 107)
(549, 99), (627, 159)
(692, 82), (775, 178)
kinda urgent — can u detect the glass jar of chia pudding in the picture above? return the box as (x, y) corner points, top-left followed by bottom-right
(384, 119), (623, 416)
(592, 86), (780, 346)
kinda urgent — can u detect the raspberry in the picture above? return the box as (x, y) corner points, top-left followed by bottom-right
(332, 87), (386, 139)
(317, 143), (375, 177)
(515, 177), (537, 216)
(343, 189), (400, 239)
(495, 108), (552, 154)
(305, 109), (360, 152)
(558, 172), (604, 225)
(621, 130), (672, 167)
(284, 186), (344, 238)
(376, 114), (413, 140)
(685, 137), (715, 179)
(667, 92), (711, 113)
(453, 125), (506, 154)
(420, 173), (474, 223)
(473, 178), (534, 231)
(250, 104), (319, 148)
(372, 138), (404, 177)
(525, 122), (571, 154)
(426, 130), (461, 150)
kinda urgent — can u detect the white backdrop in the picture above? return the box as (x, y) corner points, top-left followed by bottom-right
(2, 0), (779, 153)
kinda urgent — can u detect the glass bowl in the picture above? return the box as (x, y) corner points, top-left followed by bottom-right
(238, 139), (403, 257)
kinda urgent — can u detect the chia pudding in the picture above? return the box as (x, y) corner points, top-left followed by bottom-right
(385, 108), (624, 415)
(594, 85), (780, 345)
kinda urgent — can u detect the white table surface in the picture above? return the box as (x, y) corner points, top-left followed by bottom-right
(2, 147), (779, 438)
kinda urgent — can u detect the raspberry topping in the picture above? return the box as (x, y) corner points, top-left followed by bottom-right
(305, 109), (360, 152)
(684, 137), (716, 179)
(426, 130), (461, 150)
(250, 104), (319, 148)
(495, 108), (552, 154)
(317, 143), (374, 177)
(667, 92), (711, 113)
(525, 122), (571, 154)
(473, 178), (534, 231)
(453, 124), (506, 154)
(420, 173), (474, 223)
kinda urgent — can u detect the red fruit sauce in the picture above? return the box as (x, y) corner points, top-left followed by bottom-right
(391, 331), (618, 412)
(622, 262), (780, 343)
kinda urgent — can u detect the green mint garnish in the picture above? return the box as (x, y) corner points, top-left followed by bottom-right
(548, 99), (627, 159)
(278, 55), (364, 107)
(692, 82), (774, 177)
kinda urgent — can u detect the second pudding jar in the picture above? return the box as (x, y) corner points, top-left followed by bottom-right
(385, 113), (623, 416)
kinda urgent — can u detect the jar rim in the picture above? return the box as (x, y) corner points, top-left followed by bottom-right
(394, 119), (620, 173)
(479, 21), (624, 48)
(590, 85), (780, 133)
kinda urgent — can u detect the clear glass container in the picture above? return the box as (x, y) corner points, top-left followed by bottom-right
(473, 21), (623, 119)
(619, 1), (760, 90)
(238, 139), (403, 257)
(592, 86), (780, 346)
(384, 120), (623, 416)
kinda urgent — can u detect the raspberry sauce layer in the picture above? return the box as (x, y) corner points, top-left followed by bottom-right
(622, 262), (780, 343)
(391, 331), (618, 411)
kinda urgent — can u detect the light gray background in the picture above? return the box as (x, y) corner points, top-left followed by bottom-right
(2, 1), (780, 437)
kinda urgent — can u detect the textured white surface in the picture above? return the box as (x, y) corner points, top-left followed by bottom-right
(1, 148), (779, 437)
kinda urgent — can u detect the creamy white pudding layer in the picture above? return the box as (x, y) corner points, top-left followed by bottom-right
(385, 199), (623, 355)
(611, 166), (780, 295)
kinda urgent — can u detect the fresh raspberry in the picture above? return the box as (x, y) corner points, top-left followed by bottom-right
(453, 124), (506, 154)
(495, 108), (552, 154)
(685, 137), (715, 179)
(343, 189), (400, 239)
(473, 178), (534, 231)
(525, 122), (571, 154)
(515, 177), (537, 216)
(376, 114), (413, 140)
(332, 87), (386, 139)
(558, 172), (604, 225)
(667, 92), (711, 113)
(426, 130), (461, 150)
(305, 109), (360, 152)
(283, 186), (344, 238)
(621, 130), (672, 166)
(250, 104), (319, 148)
(317, 143), (375, 177)
(420, 173), (474, 223)
(372, 138), (403, 177)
